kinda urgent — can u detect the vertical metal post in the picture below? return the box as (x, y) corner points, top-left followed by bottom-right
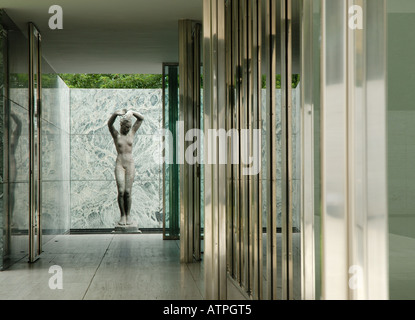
(250, 0), (262, 300)
(204, 0), (228, 300)
(265, 0), (278, 300)
(320, 0), (349, 299)
(28, 23), (41, 263)
(364, 0), (388, 300)
(179, 19), (194, 263)
(300, 0), (315, 300)
(320, 0), (388, 300)
(193, 23), (202, 261)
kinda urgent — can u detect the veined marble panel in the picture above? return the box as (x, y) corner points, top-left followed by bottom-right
(42, 77), (70, 133)
(260, 86), (301, 229)
(70, 89), (162, 136)
(71, 180), (162, 229)
(42, 122), (68, 181)
(9, 182), (29, 230)
(42, 180), (70, 234)
(70, 89), (163, 229)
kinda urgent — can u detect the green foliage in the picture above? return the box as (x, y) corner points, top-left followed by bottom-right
(59, 73), (163, 89)
(261, 74), (300, 89)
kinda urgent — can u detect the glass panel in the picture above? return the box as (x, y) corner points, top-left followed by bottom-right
(163, 64), (180, 239)
(387, 0), (415, 300)
(7, 27), (30, 266)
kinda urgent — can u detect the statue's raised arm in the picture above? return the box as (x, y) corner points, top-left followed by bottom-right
(125, 110), (144, 135)
(108, 108), (127, 139)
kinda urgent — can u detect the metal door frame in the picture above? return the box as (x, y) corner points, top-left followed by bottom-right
(28, 22), (41, 263)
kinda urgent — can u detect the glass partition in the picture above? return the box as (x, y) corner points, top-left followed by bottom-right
(162, 63), (180, 240)
(387, 0), (415, 300)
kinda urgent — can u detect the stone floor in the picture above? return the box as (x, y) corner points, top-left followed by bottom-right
(0, 234), (246, 300)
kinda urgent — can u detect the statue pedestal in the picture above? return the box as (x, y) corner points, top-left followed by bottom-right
(113, 222), (142, 234)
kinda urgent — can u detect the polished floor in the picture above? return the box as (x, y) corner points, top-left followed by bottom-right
(0, 234), (246, 300)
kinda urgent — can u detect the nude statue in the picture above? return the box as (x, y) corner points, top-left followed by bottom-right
(108, 109), (144, 226)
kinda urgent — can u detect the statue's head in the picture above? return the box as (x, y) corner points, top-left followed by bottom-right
(120, 116), (132, 134)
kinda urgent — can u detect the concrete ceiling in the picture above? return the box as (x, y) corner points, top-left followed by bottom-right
(1, 0), (203, 74)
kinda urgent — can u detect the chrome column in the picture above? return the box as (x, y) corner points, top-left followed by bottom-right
(203, 0), (227, 300)
(265, 0), (278, 300)
(28, 22), (42, 263)
(250, 0), (262, 300)
(300, 0), (315, 300)
(320, 0), (388, 300)
(193, 23), (202, 262)
(179, 19), (194, 264)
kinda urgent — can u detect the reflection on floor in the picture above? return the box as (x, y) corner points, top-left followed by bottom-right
(0, 234), (246, 300)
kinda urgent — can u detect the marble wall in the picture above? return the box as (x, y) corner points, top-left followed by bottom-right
(70, 89), (162, 229)
(41, 76), (71, 242)
(261, 86), (301, 230)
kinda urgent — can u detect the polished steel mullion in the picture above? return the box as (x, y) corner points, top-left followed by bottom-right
(37, 29), (42, 257)
(179, 19), (194, 264)
(178, 20), (186, 263)
(251, 0), (262, 300)
(347, 0), (367, 300)
(319, 0), (388, 300)
(225, 0), (233, 276)
(280, 0), (288, 300)
(210, 0), (219, 297)
(203, 0), (227, 300)
(320, 0), (349, 300)
(285, 0), (294, 300)
(28, 23), (35, 262)
(364, 0), (388, 300)
(239, 0), (248, 291)
(246, 0), (253, 295)
(162, 64), (167, 240)
(193, 23), (202, 261)
(232, 0), (240, 282)
(28, 23), (41, 263)
(256, 0), (262, 301)
(265, 0), (277, 300)
(217, 0), (227, 300)
(203, 0), (214, 299)
(187, 21), (195, 265)
(300, 0), (315, 300)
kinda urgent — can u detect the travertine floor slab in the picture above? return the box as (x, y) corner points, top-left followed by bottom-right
(0, 234), (202, 300)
